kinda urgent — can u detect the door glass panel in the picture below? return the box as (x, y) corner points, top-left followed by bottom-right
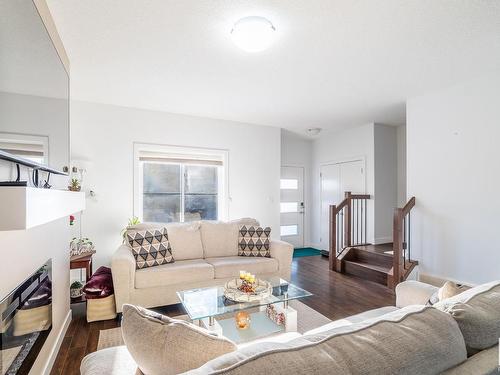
(280, 179), (298, 190)
(280, 225), (298, 236)
(280, 202), (298, 213)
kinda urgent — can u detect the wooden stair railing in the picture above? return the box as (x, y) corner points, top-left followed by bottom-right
(390, 196), (418, 288)
(329, 192), (371, 271)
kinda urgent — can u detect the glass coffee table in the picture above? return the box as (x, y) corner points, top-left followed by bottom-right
(177, 277), (312, 344)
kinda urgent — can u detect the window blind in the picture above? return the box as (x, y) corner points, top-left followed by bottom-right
(138, 150), (223, 166)
(0, 142), (44, 157)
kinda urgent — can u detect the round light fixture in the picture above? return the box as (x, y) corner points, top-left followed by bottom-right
(306, 128), (322, 136)
(231, 16), (276, 53)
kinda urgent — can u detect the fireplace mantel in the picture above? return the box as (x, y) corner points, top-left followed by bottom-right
(0, 187), (85, 231)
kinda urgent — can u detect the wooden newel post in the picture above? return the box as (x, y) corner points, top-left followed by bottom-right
(391, 207), (403, 289)
(344, 192), (352, 248)
(329, 204), (337, 271)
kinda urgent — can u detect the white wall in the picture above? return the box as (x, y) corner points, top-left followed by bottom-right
(0, 91), (69, 188)
(280, 130), (313, 247)
(311, 123), (375, 247)
(374, 124), (398, 243)
(396, 125), (407, 206)
(0, 219), (71, 375)
(71, 100), (281, 269)
(407, 73), (500, 284)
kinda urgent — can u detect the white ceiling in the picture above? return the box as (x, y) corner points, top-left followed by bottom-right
(46, 0), (500, 133)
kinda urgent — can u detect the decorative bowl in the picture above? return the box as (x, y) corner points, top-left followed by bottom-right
(224, 278), (272, 302)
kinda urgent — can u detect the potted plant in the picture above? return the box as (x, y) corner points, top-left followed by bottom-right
(69, 237), (95, 258)
(68, 177), (81, 192)
(121, 216), (141, 242)
(70, 280), (84, 298)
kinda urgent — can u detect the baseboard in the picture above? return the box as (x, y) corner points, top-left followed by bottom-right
(43, 309), (72, 375)
(418, 272), (476, 288)
(373, 236), (392, 245)
(308, 242), (323, 250)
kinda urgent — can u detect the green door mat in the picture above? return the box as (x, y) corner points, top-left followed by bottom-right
(293, 247), (322, 258)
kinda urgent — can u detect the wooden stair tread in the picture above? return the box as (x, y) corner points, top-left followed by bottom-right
(344, 260), (391, 274)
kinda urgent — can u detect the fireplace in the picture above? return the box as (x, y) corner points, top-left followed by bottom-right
(0, 260), (52, 375)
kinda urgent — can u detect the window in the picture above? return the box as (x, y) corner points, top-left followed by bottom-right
(0, 133), (48, 165)
(134, 144), (228, 223)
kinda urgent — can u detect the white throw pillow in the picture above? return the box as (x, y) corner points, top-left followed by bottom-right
(121, 304), (236, 375)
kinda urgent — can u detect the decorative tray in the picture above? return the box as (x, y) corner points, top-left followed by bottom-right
(224, 278), (272, 302)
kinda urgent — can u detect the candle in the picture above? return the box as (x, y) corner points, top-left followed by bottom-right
(235, 311), (251, 330)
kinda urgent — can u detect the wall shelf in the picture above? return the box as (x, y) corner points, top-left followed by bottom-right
(0, 187), (85, 231)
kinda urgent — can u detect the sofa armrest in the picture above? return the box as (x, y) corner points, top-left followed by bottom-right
(395, 280), (439, 308)
(270, 240), (293, 281)
(112, 245), (136, 313)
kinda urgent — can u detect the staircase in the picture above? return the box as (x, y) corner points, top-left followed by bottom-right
(328, 192), (418, 289)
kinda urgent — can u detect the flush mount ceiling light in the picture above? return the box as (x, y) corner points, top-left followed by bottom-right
(306, 128), (322, 136)
(230, 16), (276, 53)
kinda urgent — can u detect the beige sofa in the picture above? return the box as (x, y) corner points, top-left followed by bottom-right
(82, 280), (500, 375)
(112, 219), (294, 313)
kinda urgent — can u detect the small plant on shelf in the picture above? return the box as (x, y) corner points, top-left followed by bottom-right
(70, 281), (84, 298)
(68, 177), (81, 192)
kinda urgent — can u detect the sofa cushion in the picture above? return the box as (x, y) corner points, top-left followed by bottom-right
(135, 259), (214, 289)
(205, 256), (278, 279)
(238, 225), (271, 257)
(187, 306), (467, 375)
(434, 280), (500, 354)
(441, 345), (499, 375)
(165, 221), (204, 260)
(200, 221), (239, 258)
(121, 304), (236, 375)
(126, 227), (174, 269)
(304, 306), (400, 335)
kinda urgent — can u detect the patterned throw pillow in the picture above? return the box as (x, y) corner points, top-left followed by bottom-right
(126, 227), (174, 269)
(238, 225), (271, 257)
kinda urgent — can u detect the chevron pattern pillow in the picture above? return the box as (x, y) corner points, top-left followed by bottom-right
(126, 227), (174, 269)
(238, 225), (271, 257)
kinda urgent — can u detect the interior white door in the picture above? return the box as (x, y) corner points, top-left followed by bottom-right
(280, 166), (304, 248)
(320, 160), (365, 250)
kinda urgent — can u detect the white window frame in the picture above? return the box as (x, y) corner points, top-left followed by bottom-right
(133, 143), (229, 222)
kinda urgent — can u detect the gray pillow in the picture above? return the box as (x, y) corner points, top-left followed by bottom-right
(121, 304), (236, 375)
(434, 281), (500, 354)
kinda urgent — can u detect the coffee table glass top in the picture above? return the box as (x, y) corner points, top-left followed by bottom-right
(177, 277), (312, 321)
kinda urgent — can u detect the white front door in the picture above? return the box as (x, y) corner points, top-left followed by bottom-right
(280, 166), (304, 248)
(320, 160), (365, 251)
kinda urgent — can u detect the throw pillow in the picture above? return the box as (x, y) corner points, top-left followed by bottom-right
(433, 281), (500, 354)
(238, 225), (271, 257)
(427, 281), (468, 306)
(121, 304), (237, 375)
(83, 266), (114, 299)
(126, 227), (174, 269)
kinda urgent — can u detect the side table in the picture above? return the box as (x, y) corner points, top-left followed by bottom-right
(70, 253), (94, 282)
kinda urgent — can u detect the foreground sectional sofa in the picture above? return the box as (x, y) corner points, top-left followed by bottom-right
(82, 280), (500, 374)
(112, 218), (294, 312)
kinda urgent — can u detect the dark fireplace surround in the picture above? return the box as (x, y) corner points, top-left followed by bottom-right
(0, 260), (52, 375)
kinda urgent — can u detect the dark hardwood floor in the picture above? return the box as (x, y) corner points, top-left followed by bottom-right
(50, 255), (395, 375)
